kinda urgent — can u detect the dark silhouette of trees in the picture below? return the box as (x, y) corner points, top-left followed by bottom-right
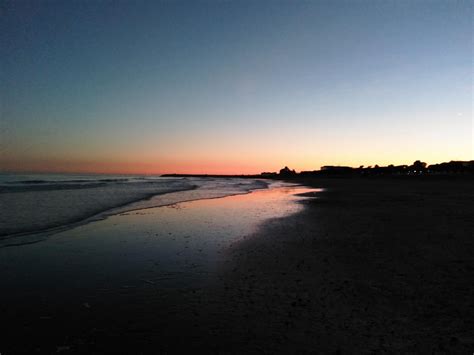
(409, 160), (427, 174)
(290, 160), (473, 178)
(279, 166), (297, 177)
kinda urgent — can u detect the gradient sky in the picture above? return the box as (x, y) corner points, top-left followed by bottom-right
(1, 0), (472, 174)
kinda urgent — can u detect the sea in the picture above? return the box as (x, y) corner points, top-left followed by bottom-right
(0, 172), (277, 242)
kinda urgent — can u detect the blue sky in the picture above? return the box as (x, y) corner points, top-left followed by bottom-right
(1, 0), (472, 173)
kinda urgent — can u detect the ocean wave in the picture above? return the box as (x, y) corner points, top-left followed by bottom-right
(0, 176), (271, 243)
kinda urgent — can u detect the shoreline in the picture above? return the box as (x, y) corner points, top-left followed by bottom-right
(0, 186), (198, 247)
(0, 179), (275, 247)
(1, 178), (473, 353)
(0, 185), (315, 354)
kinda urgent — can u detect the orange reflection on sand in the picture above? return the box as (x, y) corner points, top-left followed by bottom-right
(193, 186), (321, 209)
(139, 186), (323, 243)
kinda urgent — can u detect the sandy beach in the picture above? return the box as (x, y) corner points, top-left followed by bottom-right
(199, 177), (474, 354)
(1, 178), (473, 354)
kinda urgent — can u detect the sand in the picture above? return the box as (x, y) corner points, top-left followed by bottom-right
(1, 177), (473, 354)
(200, 177), (474, 354)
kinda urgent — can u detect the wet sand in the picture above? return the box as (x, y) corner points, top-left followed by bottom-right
(0, 186), (316, 354)
(2, 178), (473, 354)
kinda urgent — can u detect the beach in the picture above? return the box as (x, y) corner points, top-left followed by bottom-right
(1, 177), (473, 353)
(201, 177), (474, 353)
(1, 184), (313, 353)
(4, 1), (472, 353)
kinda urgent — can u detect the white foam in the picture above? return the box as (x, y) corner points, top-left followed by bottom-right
(0, 174), (271, 240)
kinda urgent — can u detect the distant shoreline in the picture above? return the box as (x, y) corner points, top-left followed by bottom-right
(162, 160), (474, 179)
(161, 173), (270, 178)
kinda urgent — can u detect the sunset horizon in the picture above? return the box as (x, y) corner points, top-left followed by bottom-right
(2, 1), (472, 174)
(1, 155), (472, 176)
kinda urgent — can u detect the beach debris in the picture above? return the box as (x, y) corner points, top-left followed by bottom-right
(56, 345), (71, 353)
(140, 279), (155, 285)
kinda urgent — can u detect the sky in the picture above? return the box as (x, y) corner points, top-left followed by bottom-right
(1, 0), (472, 174)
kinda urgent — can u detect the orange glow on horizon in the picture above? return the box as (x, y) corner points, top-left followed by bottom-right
(1, 153), (471, 176)
(0, 158), (273, 175)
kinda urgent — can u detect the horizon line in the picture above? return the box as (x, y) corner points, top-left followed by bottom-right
(1, 158), (471, 176)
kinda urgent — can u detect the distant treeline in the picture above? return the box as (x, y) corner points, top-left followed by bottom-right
(264, 160), (474, 178)
(162, 160), (474, 179)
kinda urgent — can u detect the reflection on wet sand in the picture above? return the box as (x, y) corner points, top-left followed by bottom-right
(2, 186), (320, 292)
(1, 186), (321, 353)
